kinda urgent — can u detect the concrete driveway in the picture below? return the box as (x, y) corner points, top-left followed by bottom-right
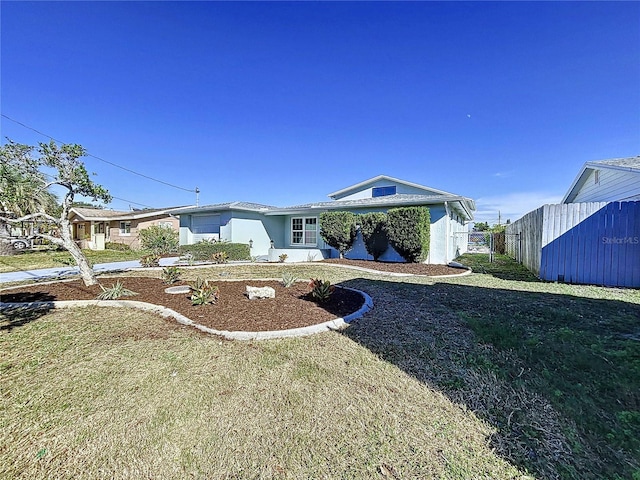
(0, 257), (180, 284)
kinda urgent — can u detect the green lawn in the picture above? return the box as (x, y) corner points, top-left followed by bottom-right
(1, 256), (638, 479)
(0, 248), (147, 273)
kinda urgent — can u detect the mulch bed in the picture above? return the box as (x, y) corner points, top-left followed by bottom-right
(0, 278), (365, 333)
(322, 258), (468, 276)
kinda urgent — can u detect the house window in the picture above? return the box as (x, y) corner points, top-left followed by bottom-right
(158, 221), (173, 228)
(594, 170), (600, 185)
(291, 217), (317, 246)
(372, 186), (397, 197)
(120, 221), (131, 235)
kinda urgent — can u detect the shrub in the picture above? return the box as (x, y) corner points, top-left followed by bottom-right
(139, 225), (179, 255)
(96, 280), (138, 300)
(319, 211), (357, 258)
(140, 254), (160, 267)
(386, 206), (430, 263)
(278, 253), (288, 263)
(359, 212), (389, 261)
(161, 266), (182, 285)
(281, 271), (297, 287)
(190, 278), (219, 306)
(105, 241), (131, 251)
(308, 278), (335, 302)
(179, 242), (250, 262)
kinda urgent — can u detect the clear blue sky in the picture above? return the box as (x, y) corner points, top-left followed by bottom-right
(2, 1), (639, 224)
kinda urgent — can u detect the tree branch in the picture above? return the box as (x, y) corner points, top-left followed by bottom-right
(0, 212), (60, 224)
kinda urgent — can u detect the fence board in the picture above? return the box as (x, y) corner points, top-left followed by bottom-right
(507, 201), (639, 287)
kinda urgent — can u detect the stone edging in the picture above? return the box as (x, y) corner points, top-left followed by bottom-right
(0, 286), (374, 341)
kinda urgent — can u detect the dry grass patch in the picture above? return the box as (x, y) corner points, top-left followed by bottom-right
(1, 306), (525, 479)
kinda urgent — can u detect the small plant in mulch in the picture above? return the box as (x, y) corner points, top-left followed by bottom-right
(140, 254), (161, 267)
(281, 271), (297, 288)
(210, 251), (229, 264)
(190, 278), (219, 306)
(96, 280), (138, 300)
(278, 253), (288, 263)
(161, 266), (182, 285)
(308, 278), (335, 302)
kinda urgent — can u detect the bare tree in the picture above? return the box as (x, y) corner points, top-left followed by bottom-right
(0, 140), (111, 285)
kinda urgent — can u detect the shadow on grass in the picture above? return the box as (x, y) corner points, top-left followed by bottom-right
(456, 253), (542, 283)
(0, 292), (56, 331)
(339, 277), (640, 480)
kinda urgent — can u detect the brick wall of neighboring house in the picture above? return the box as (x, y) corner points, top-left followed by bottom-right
(108, 215), (180, 250)
(69, 213), (180, 250)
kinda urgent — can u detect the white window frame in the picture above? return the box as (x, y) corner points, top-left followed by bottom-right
(291, 216), (318, 246)
(119, 221), (131, 236)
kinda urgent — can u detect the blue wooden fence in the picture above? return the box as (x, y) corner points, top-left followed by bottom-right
(540, 202), (640, 287)
(539, 201), (640, 287)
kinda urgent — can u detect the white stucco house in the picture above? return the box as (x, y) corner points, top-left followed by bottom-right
(562, 156), (640, 203)
(174, 175), (475, 264)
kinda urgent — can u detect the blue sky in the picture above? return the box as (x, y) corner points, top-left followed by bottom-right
(2, 1), (639, 224)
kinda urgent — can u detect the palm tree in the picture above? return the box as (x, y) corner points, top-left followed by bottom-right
(0, 162), (58, 217)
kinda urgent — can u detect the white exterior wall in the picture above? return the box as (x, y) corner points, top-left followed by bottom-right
(573, 169), (640, 203)
(428, 205), (448, 264)
(229, 217), (271, 256)
(343, 230), (404, 262)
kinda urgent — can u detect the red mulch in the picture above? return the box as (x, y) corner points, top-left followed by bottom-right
(0, 278), (365, 332)
(323, 258), (467, 276)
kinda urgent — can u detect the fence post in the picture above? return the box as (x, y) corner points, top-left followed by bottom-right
(489, 233), (494, 263)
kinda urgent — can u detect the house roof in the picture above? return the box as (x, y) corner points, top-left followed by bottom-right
(171, 202), (277, 215)
(69, 206), (191, 221)
(265, 193), (476, 220)
(327, 174), (459, 199)
(562, 155), (640, 203)
(174, 176), (475, 220)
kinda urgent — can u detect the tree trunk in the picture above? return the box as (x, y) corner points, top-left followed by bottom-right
(59, 216), (98, 286)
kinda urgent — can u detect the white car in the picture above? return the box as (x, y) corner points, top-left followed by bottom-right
(1, 236), (34, 251)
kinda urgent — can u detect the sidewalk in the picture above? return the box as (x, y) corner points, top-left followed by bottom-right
(0, 257), (180, 284)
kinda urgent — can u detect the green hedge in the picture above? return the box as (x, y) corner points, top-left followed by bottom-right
(179, 242), (250, 261)
(319, 211), (357, 258)
(386, 206), (430, 263)
(359, 212), (389, 261)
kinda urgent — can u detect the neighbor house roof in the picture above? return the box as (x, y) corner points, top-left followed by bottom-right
(562, 156), (640, 203)
(171, 202), (277, 215)
(69, 206), (191, 222)
(265, 193), (475, 220)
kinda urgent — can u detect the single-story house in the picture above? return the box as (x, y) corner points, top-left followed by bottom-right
(174, 176), (475, 264)
(562, 156), (640, 203)
(68, 206), (188, 250)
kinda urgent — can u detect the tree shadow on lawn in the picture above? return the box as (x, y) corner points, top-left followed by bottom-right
(457, 253), (543, 283)
(339, 278), (640, 480)
(0, 292), (56, 331)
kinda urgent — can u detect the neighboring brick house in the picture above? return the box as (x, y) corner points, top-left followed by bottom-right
(68, 206), (188, 250)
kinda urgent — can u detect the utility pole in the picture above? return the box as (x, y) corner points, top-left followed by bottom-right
(498, 210), (501, 226)
(195, 187), (200, 207)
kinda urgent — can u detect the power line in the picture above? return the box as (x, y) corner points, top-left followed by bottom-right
(39, 171), (155, 209)
(1, 113), (197, 193)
